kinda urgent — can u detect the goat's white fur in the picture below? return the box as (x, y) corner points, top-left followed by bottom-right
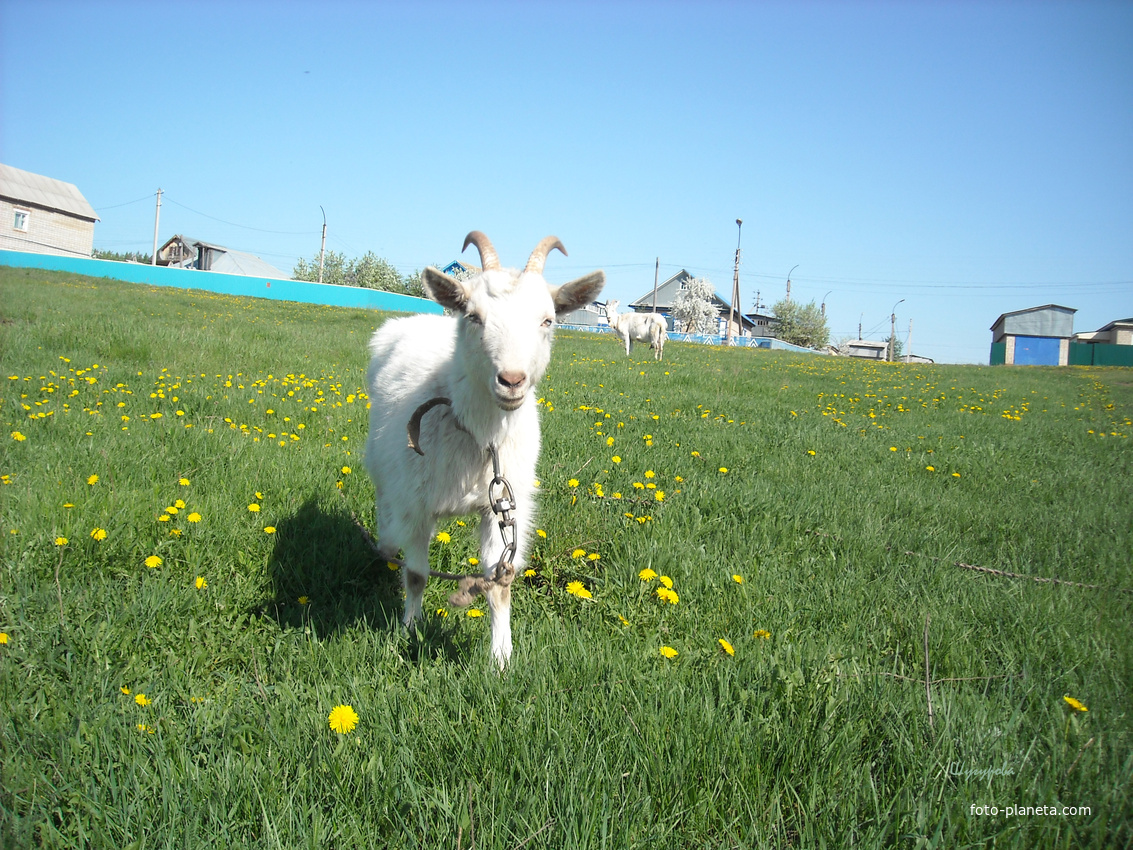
(605, 299), (667, 360)
(364, 232), (604, 667)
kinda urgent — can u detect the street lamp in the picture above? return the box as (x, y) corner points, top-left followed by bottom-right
(889, 299), (905, 361)
(786, 264), (798, 302)
(726, 219), (743, 344)
(821, 290), (832, 317)
(318, 205), (327, 285)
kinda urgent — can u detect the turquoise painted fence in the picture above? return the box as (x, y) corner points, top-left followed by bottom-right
(0, 250), (444, 316)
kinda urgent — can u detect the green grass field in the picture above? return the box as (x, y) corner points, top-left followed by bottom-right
(1, 266), (1130, 848)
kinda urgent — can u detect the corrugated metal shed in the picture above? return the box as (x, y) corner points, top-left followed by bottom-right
(0, 163), (99, 222)
(990, 304), (1076, 342)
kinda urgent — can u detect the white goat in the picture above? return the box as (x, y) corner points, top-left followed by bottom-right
(605, 299), (667, 360)
(364, 231), (605, 667)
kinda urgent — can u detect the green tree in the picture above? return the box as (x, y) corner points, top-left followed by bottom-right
(293, 250), (414, 294)
(92, 248), (150, 263)
(771, 298), (830, 349)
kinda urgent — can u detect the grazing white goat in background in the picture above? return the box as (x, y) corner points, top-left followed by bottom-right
(364, 231), (605, 667)
(605, 299), (667, 361)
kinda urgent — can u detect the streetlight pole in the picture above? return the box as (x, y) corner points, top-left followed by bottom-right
(821, 290), (832, 317)
(726, 219), (742, 344)
(889, 298), (905, 362)
(786, 264), (798, 302)
(318, 206), (327, 285)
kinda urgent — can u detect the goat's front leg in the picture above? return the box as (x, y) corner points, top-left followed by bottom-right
(479, 509), (513, 668)
(399, 530), (431, 627)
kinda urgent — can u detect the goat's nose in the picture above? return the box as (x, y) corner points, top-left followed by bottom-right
(497, 370), (527, 390)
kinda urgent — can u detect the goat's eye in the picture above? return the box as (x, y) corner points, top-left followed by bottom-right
(541, 317), (554, 328)
(466, 313), (483, 326)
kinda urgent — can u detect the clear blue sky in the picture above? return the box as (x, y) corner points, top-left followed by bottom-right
(3, 0), (1130, 363)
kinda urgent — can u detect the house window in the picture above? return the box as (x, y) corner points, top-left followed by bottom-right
(13, 209), (29, 232)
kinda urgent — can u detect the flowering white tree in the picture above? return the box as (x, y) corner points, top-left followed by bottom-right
(671, 276), (718, 334)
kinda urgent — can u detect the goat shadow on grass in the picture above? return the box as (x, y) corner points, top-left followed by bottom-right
(258, 498), (469, 663)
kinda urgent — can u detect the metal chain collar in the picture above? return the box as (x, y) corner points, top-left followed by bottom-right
(406, 397), (517, 593)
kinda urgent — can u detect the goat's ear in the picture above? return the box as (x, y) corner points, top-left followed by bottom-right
(551, 271), (606, 316)
(422, 267), (470, 311)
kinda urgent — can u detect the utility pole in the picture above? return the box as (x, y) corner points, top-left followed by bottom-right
(889, 299), (905, 362)
(151, 188), (162, 265)
(651, 257), (659, 313)
(905, 318), (913, 364)
(726, 219), (742, 344)
(858, 313), (863, 341)
(318, 206), (327, 284)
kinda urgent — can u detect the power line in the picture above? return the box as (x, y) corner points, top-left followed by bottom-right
(163, 197), (318, 235)
(94, 193), (156, 211)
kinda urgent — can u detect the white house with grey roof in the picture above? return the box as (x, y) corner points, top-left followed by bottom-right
(0, 163), (99, 257)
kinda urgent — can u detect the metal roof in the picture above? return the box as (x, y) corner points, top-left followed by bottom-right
(0, 163), (99, 222)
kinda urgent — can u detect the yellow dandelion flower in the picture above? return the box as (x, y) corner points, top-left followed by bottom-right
(174, 499), (186, 510)
(0, 633), (8, 645)
(645, 470), (655, 479)
(466, 609), (484, 617)
(639, 568), (657, 580)
(248, 503), (261, 512)
(612, 455), (621, 463)
(568, 478), (579, 488)
(524, 568), (536, 578)
(691, 450), (699, 457)
(732, 574), (743, 584)
(1063, 695), (1088, 712)
(468, 557), (479, 566)
(659, 646), (678, 659)
(655, 490), (665, 502)
(435, 531), (451, 543)
(135, 693), (151, 706)
(187, 512), (201, 523)
(571, 548), (586, 559)
(165, 506), (179, 515)
(11, 431), (27, 441)
(658, 575), (673, 589)
(718, 638), (735, 656)
(91, 528), (107, 541)
(566, 581), (592, 599)
(718, 467), (728, 474)
(926, 465), (935, 472)
(807, 450), (816, 456)
(144, 555), (162, 568)
(587, 552), (600, 561)
(55, 537), (69, 546)
(606, 436), (615, 446)
(754, 629), (771, 640)
(536, 528), (547, 538)
(195, 576), (207, 590)
(341, 466), (352, 475)
(121, 686), (130, 695)
(87, 474), (99, 485)
(328, 704), (359, 734)
(298, 596), (309, 604)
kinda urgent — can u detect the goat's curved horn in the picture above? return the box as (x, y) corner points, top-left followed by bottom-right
(462, 231), (500, 271)
(524, 236), (567, 275)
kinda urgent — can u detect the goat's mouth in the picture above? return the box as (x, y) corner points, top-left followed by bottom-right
(493, 390), (527, 411)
